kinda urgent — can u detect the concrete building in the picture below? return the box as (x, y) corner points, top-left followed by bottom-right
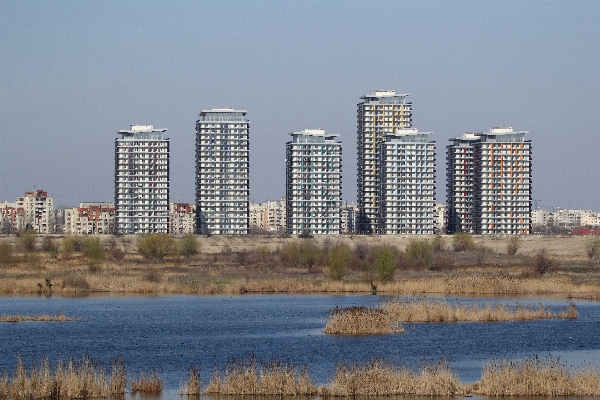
(357, 90), (412, 233)
(1, 202), (25, 234)
(249, 197), (286, 234)
(114, 125), (170, 234)
(340, 203), (358, 234)
(286, 129), (342, 235)
(433, 204), (448, 234)
(16, 190), (55, 233)
(170, 203), (196, 235)
(377, 129), (436, 234)
(446, 127), (532, 235)
(195, 109), (250, 235)
(64, 203), (115, 235)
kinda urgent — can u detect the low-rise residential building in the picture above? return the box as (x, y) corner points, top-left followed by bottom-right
(170, 203), (196, 235)
(249, 198), (286, 234)
(1, 201), (25, 234)
(64, 203), (115, 235)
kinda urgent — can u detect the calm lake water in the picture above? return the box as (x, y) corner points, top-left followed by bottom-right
(1, 294), (599, 400)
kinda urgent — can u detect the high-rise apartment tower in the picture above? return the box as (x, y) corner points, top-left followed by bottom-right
(357, 90), (412, 233)
(446, 127), (532, 234)
(195, 108), (250, 235)
(286, 129), (342, 235)
(378, 129), (436, 234)
(114, 125), (169, 234)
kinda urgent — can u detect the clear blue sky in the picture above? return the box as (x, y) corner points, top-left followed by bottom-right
(1, 1), (599, 211)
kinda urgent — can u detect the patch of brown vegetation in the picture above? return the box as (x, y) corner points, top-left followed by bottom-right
(324, 306), (404, 335)
(0, 313), (81, 323)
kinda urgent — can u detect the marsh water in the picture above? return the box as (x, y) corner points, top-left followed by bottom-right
(1, 294), (599, 400)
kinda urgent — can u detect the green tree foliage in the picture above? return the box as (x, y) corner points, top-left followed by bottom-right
(452, 232), (476, 252)
(0, 241), (13, 266)
(83, 237), (105, 263)
(279, 241), (322, 269)
(406, 239), (434, 269)
(62, 236), (76, 258)
(19, 229), (36, 252)
(431, 235), (446, 252)
(328, 244), (353, 280)
(179, 235), (199, 257)
(506, 235), (522, 255)
(375, 247), (396, 282)
(584, 237), (600, 260)
(137, 233), (176, 261)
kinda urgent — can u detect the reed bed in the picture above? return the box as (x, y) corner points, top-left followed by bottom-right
(472, 356), (600, 397)
(205, 355), (317, 396)
(130, 370), (163, 393)
(5, 355), (126, 399)
(383, 297), (578, 323)
(322, 356), (464, 397)
(324, 306), (404, 335)
(179, 365), (201, 395)
(0, 313), (81, 323)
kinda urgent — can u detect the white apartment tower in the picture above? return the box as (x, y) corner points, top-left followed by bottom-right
(195, 109), (250, 235)
(286, 129), (342, 235)
(357, 90), (412, 233)
(377, 129), (436, 234)
(114, 125), (169, 234)
(446, 127), (532, 234)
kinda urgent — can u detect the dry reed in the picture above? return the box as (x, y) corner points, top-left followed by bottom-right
(130, 369), (163, 393)
(320, 356), (464, 397)
(6, 355), (126, 399)
(179, 365), (201, 395)
(324, 306), (404, 335)
(205, 354), (317, 396)
(383, 297), (578, 323)
(472, 356), (600, 397)
(0, 313), (81, 323)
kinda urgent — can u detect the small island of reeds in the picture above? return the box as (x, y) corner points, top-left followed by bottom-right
(325, 298), (578, 335)
(0, 313), (82, 323)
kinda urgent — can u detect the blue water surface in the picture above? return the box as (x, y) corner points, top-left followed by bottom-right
(1, 294), (599, 399)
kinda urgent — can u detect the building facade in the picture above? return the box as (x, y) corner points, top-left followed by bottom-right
(446, 127), (532, 235)
(195, 109), (250, 235)
(64, 202), (115, 235)
(286, 129), (342, 235)
(249, 198), (286, 234)
(377, 129), (436, 234)
(114, 125), (170, 234)
(340, 203), (358, 234)
(169, 203), (196, 235)
(357, 90), (412, 233)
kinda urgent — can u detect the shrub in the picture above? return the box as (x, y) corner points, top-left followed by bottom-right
(375, 247), (396, 282)
(406, 239), (434, 269)
(83, 238), (105, 263)
(179, 235), (199, 257)
(0, 241), (13, 266)
(531, 249), (556, 275)
(584, 237), (600, 260)
(41, 237), (55, 252)
(62, 236), (76, 258)
(137, 233), (176, 261)
(19, 229), (36, 252)
(452, 232), (476, 252)
(431, 235), (446, 252)
(61, 273), (90, 290)
(506, 236), (522, 255)
(328, 244), (353, 280)
(279, 241), (322, 269)
(298, 229), (314, 239)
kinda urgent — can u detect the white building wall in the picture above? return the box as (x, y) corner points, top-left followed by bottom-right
(195, 109), (249, 235)
(286, 129), (342, 235)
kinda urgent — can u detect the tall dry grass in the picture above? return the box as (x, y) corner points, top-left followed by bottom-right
(205, 355), (317, 396)
(324, 306), (403, 335)
(130, 370), (163, 393)
(179, 365), (201, 395)
(383, 297), (578, 323)
(320, 356), (464, 397)
(6, 355), (126, 399)
(472, 356), (600, 397)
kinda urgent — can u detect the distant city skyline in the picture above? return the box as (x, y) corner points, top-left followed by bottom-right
(1, 1), (599, 211)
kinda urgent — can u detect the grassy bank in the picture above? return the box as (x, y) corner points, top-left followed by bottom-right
(1, 234), (599, 299)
